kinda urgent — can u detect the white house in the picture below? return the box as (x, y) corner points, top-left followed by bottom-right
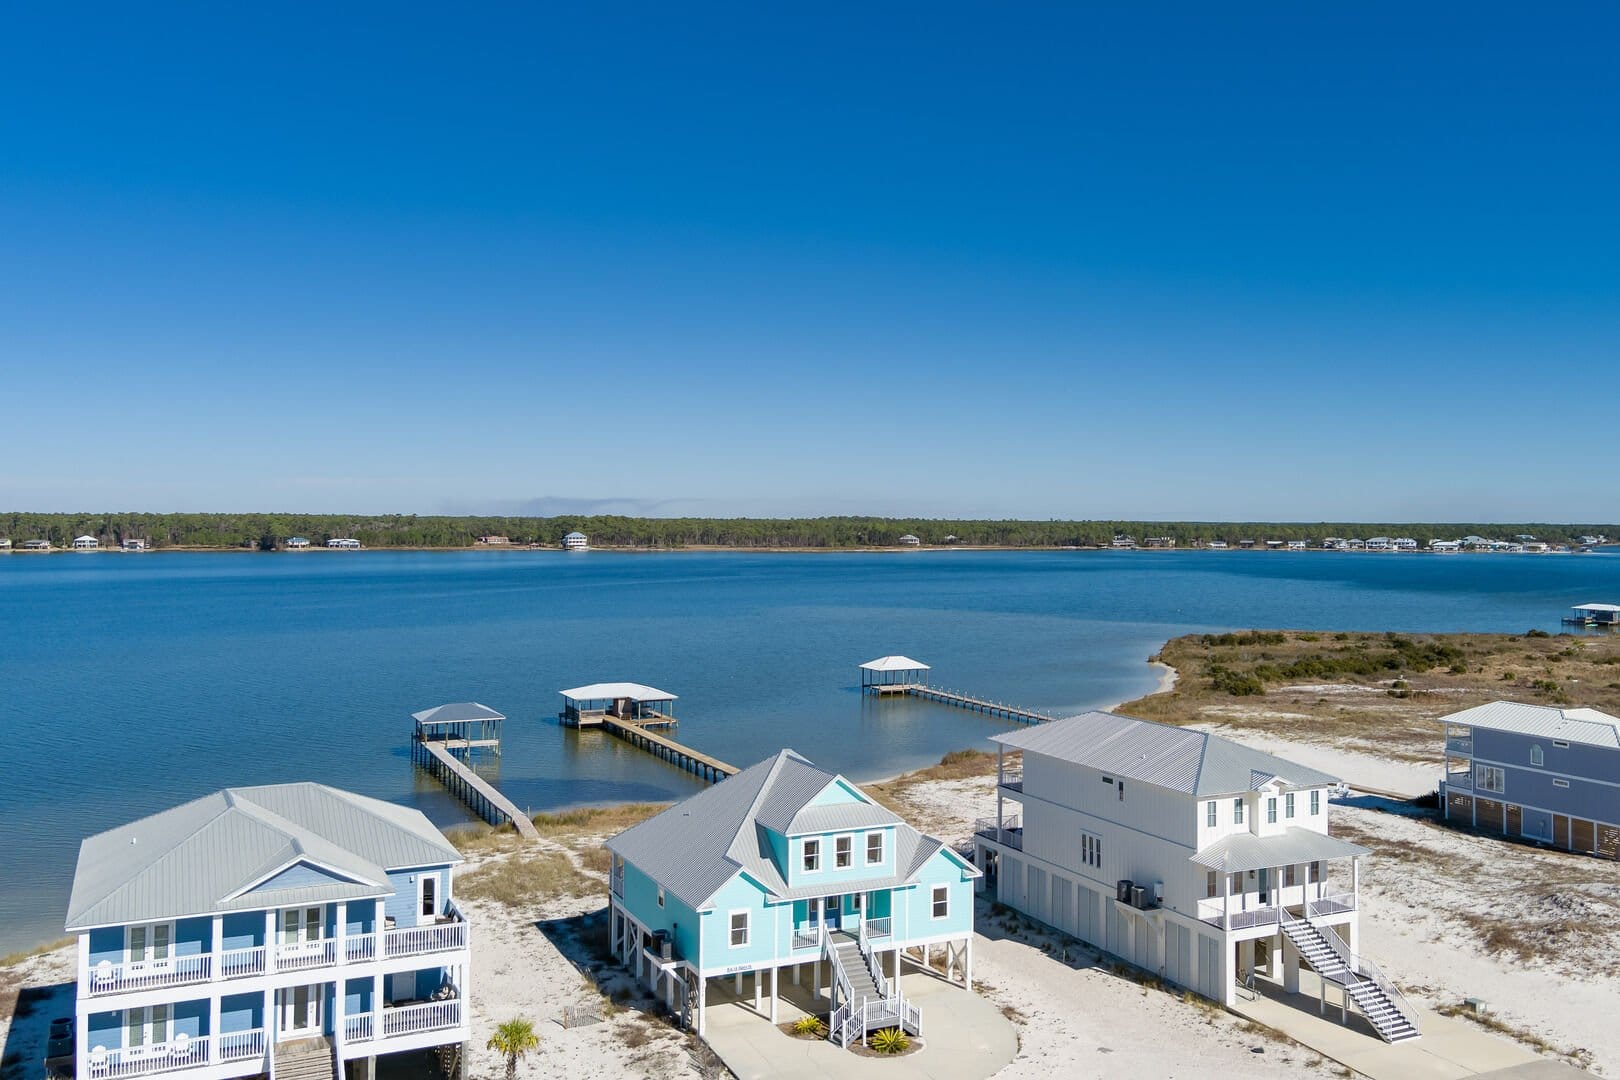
(285, 538), (310, 550)
(562, 531), (589, 551)
(896, 534), (922, 547)
(1429, 540), (1461, 552)
(63, 783), (470, 1080)
(326, 538), (361, 549)
(73, 535), (101, 550)
(974, 712), (1418, 1043)
(122, 539), (149, 552)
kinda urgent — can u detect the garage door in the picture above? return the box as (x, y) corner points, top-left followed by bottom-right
(1163, 923), (1189, 988)
(1107, 904), (1129, 959)
(1000, 856), (1025, 910)
(1027, 867), (1048, 924)
(1052, 876), (1073, 936)
(1197, 933), (1223, 999)
(1075, 884), (1098, 945)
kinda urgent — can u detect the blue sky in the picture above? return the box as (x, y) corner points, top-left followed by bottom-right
(2, 4), (1617, 520)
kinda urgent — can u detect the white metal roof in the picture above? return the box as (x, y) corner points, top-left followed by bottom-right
(1573, 603), (1620, 613)
(411, 701), (506, 725)
(1440, 700), (1620, 749)
(559, 682), (677, 702)
(66, 782), (462, 930)
(563, 531), (588, 539)
(1190, 828), (1369, 874)
(991, 711), (1340, 796)
(859, 655), (931, 672)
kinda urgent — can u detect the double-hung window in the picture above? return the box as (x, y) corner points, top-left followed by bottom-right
(1285, 793), (1295, 819)
(1476, 765), (1505, 794)
(866, 832), (883, 865)
(1080, 832), (1102, 868)
(1310, 790), (1320, 816)
(931, 886), (949, 919)
(802, 839), (821, 873)
(1233, 799), (1245, 825)
(1205, 801), (1217, 827)
(728, 911), (749, 948)
(835, 835), (853, 869)
(1206, 870), (1218, 897)
(1266, 798), (1278, 824)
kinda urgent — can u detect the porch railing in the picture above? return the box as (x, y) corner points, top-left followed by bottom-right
(1310, 917), (1420, 1036)
(85, 1030), (265, 1080)
(998, 765), (1023, 791)
(1197, 900), (1282, 931)
(345, 1012), (375, 1044)
(864, 916), (893, 940)
(1446, 736), (1473, 755)
(973, 816), (1023, 851)
(87, 954), (214, 996)
(791, 928), (819, 951)
(1305, 892), (1356, 919)
(381, 999), (463, 1038)
(219, 945), (267, 980)
(1443, 768), (1471, 791)
(344, 933), (378, 963)
(384, 920), (468, 958)
(274, 939), (336, 971)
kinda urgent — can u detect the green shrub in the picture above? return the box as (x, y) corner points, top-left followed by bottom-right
(1208, 664), (1265, 696)
(869, 1028), (910, 1054)
(1527, 629), (1551, 639)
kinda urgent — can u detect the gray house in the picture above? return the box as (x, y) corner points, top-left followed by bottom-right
(1440, 701), (1620, 856)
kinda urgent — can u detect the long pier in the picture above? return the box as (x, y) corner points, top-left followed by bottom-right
(415, 738), (541, 839)
(880, 684), (1057, 725)
(599, 715), (738, 783)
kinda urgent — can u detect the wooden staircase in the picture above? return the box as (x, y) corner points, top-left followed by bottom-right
(273, 1037), (336, 1080)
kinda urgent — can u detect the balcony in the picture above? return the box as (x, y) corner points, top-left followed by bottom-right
(997, 766), (1023, 793)
(85, 1030), (265, 1080)
(1443, 768), (1471, 791)
(1306, 892), (1356, 919)
(973, 816), (1023, 851)
(1446, 736), (1474, 756)
(344, 999), (464, 1045)
(864, 916), (893, 940)
(1196, 899), (1282, 931)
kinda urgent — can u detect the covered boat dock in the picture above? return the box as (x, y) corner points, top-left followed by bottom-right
(560, 682), (679, 728)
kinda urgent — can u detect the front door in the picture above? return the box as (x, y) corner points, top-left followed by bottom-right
(280, 907), (323, 952)
(1257, 868), (1271, 905)
(822, 895), (842, 931)
(278, 985), (322, 1039)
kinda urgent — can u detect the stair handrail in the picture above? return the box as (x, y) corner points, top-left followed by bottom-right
(856, 918), (893, 1000)
(1302, 916), (1420, 1036)
(821, 924), (855, 1012)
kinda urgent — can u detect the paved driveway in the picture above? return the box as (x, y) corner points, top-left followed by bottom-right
(702, 963), (1017, 1080)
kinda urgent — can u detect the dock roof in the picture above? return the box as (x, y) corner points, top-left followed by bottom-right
(411, 701), (506, 725)
(606, 749), (971, 910)
(1441, 700), (1620, 749)
(860, 655), (930, 672)
(559, 682), (676, 702)
(990, 711), (1340, 796)
(66, 782), (461, 931)
(1574, 603), (1620, 613)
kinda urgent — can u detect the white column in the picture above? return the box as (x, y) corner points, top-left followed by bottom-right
(335, 902), (347, 966)
(697, 976), (707, 1037)
(265, 910), (277, 972)
(769, 967), (778, 1024)
(1224, 874), (1232, 930)
(964, 937), (973, 991)
(77, 933), (89, 987)
(211, 917), (223, 980)
(372, 972), (382, 1028)
(751, 970), (760, 1011)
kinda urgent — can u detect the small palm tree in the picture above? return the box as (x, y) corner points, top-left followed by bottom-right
(487, 1017), (540, 1080)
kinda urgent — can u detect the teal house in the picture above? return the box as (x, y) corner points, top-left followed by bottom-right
(606, 749), (978, 1045)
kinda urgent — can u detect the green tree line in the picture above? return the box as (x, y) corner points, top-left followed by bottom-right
(1, 513), (1614, 551)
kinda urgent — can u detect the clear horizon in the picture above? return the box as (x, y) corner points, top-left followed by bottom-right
(3, 5), (1617, 520)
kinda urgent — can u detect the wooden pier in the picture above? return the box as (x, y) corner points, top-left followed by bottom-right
(860, 656), (1056, 726)
(599, 714), (737, 783)
(900, 685), (1057, 725)
(411, 702), (540, 839)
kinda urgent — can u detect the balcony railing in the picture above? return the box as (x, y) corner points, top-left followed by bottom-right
(1446, 736), (1474, 755)
(345, 999), (464, 1045)
(384, 920), (468, 958)
(274, 939), (337, 971)
(998, 766), (1023, 792)
(1196, 899), (1282, 931)
(864, 917), (893, 940)
(791, 929), (819, 951)
(218, 946), (267, 980)
(85, 1030), (265, 1080)
(1444, 768), (1471, 791)
(973, 816), (1023, 851)
(1306, 892), (1356, 919)
(88, 955), (212, 996)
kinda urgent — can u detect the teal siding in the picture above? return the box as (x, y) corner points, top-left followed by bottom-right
(900, 850), (974, 940)
(620, 861), (701, 962)
(788, 825), (899, 890)
(697, 874), (776, 973)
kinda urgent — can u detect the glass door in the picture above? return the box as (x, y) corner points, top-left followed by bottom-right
(279, 985), (322, 1039)
(280, 907), (323, 952)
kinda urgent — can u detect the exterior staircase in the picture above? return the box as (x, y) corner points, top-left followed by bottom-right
(1280, 919), (1420, 1044)
(824, 929), (920, 1048)
(833, 937), (882, 1005)
(274, 1037), (337, 1080)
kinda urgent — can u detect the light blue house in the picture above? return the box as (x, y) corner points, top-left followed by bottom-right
(1441, 700), (1620, 855)
(63, 783), (471, 1080)
(606, 749), (979, 1046)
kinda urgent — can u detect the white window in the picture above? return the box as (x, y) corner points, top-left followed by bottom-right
(835, 835), (853, 869)
(126, 923), (173, 965)
(1476, 765), (1505, 794)
(1553, 778), (1570, 789)
(1530, 745), (1544, 766)
(125, 1004), (171, 1049)
(656, 887), (665, 908)
(802, 839), (821, 873)
(1206, 871), (1218, 897)
(1205, 801), (1217, 827)
(1079, 831), (1102, 868)
(279, 907), (322, 947)
(1310, 790), (1320, 816)
(1266, 798), (1277, 824)
(1233, 798), (1245, 825)
(931, 886), (949, 919)
(728, 911), (749, 948)
(1285, 793), (1295, 819)
(866, 832), (883, 865)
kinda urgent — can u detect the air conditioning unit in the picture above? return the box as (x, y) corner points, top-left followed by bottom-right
(1131, 885), (1147, 909)
(1116, 879), (1134, 903)
(1152, 881), (1164, 904)
(652, 930), (673, 961)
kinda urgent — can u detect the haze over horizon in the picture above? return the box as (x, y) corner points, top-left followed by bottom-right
(3, 5), (1617, 520)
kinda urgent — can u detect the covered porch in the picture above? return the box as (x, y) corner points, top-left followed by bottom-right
(1191, 829), (1368, 932)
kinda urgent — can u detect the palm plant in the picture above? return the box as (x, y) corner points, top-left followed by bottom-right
(487, 1017), (540, 1080)
(869, 1027), (910, 1054)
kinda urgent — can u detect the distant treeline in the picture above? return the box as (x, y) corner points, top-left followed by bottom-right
(2, 513), (1616, 551)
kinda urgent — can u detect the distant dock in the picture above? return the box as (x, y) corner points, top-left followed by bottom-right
(559, 682), (737, 783)
(411, 702), (540, 839)
(861, 655), (1057, 726)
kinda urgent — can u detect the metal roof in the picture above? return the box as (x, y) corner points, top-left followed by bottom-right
(1573, 603), (1620, 613)
(990, 711), (1340, 796)
(1190, 828), (1369, 874)
(563, 531), (588, 539)
(1440, 700), (1620, 749)
(411, 702), (506, 725)
(786, 802), (902, 836)
(859, 655), (931, 672)
(606, 749), (970, 910)
(558, 682), (677, 702)
(66, 783), (462, 931)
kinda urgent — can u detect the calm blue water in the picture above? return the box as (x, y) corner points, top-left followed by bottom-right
(3, 548), (1619, 952)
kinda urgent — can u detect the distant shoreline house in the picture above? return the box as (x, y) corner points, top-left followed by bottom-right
(896, 534), (921, 547)
(0, 538), (11, 550)
(73, 535), (101, 550)
(63, 783), (470, 1080)
(562, 531), (589, 551)
(23, 539), (53, 551)
(474, 535), (509, 546)
(1441, 700), (1620, 856)
(326, 538), (361, 549)
(606, 749), (977, 1045)
(974, 712), (1418, 1042)
(285, 537), (310, 549)
(121, 538), (148, 552)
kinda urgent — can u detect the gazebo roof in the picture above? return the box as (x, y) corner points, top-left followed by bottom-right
(859, 655), (931, 672)
(411, 702), (506, 726)
(559, 682), (677, 703)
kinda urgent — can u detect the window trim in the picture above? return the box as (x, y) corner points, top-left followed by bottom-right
(1310, 789), (1320, 816)
(1285, 792), (1295, 819)
(418, 873), (437, 919)
(125, 922), (175, 966)
(1205, 801), (1217, 827)
(802, 838), (822, 874)
(1233, 798), (1245, 825)
(930, 885), (949, 920)
(1476, 764), (1505, 794)
(865, 831), (884, 866)
(1530, 745), (1544, 767)
(656, 886), (665, 909)
(835, 834), (853, 870)
(1266, 797), (1278, 824)
(727, 909), (750, 949)
(1206, 870), (1218, 898)
(124, 1004), (171, 1050)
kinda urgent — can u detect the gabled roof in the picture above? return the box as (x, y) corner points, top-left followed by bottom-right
(412, 702), (506, 725)
(990, 711), (1340, 796)
(1441, 700), (1620, 750)
(66, 783), (461, 930)
(559, 683), (676, 702)
(860, 655), (930, 672)
(607, 749), (969, 910)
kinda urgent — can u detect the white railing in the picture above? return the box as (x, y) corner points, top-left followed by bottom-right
(384, 920), (467, 958)
(86, 1030), (266, 1079)
(88, 955), (213, 996)
(1443, 769), (1471, 791)
(864, 916), (893, 940)
(1306, 892), (1356, 919)
(791, 928), (819, 951)
(345, 1012), (375, 1044)
(218, 945), (267, 980)
(973, 816), (1023, 850)
(1446, 736), (1473, 755)
(380, 999), (463, 1038)
(274, 939), (337, 971)
(998, 765), (1023, 790)
(822, 925), (855, 1008)
(344, 933), (378, 963)
(1196, 898), (1283, 930)
(1310, 912), (1420, 1036)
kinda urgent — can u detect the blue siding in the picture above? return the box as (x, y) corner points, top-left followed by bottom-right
(218, 994), (261, 1035)
(241, 861), (361, 897)
(347, 900), (379, 936)
(174, 918), (210, 956)
(1474, 728), (1620, 822)
(221, 913), (262, 951)
(172, 999), (208, 1039)
(343, 978), (373, 1018)
(88, 1011), (122, 1051)
(88, 928), (123, 968)
(384, 866), (451, 925)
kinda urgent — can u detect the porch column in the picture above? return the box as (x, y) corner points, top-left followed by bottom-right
(752, 970), (761, 1012)
(335, 901), (347, 966)
(265, 910), (277, 973)
(964, 937), (974, 991)
(696, 976), (707, 1037)
(211, 917), (223, 979)
(1282, 936), (1300, 995)
(209, 994), (222, 1059)
(372, 972), (382, 1029)
(734, 973), (743, 996)
(769, 967), (778, 1024)
(1223, 874), (1231, 930)
(334, 974), (345, 1050)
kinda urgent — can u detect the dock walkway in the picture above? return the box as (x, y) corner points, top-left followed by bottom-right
(600, 715), (737, 783)
(871, 683), (1057, 726)
(415, 738), (540, 840)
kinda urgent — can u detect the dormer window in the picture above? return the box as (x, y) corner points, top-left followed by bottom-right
(803, 839), (821, 873)
(1266, 798), (1278, 824)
